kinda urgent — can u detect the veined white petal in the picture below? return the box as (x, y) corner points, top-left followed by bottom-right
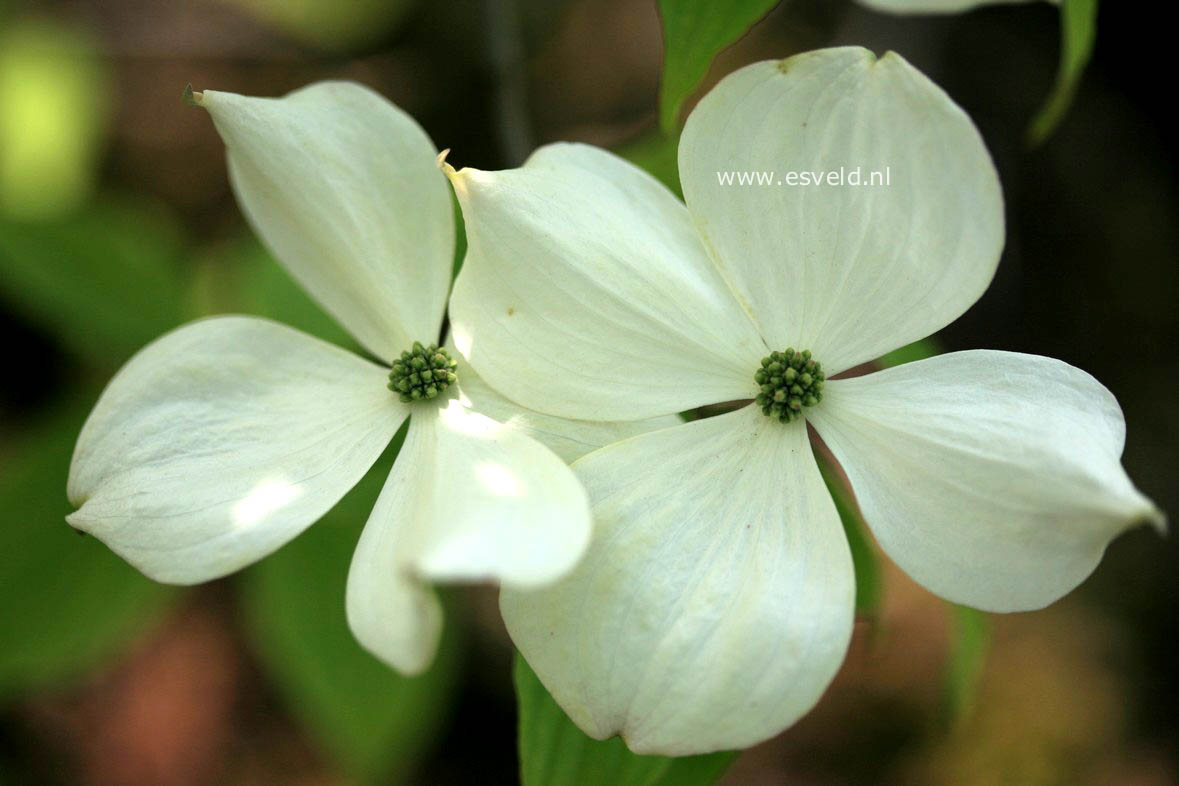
(414, 398), (593, 585)
(857, 0), (1052, 14)
(347, 398), (592, 674)
(67, 316), (405, 584)
(448, 142), (766, 421)
(450, 346), (682, 462)
(345, 415), (441, 675)
(678, 48), (1003, 374)
(199, 82), (453, 362)
(502, 406), (854, 755)
(809, 350), (1164, 613)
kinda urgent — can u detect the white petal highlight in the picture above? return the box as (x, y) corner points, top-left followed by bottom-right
(347, 399), (592, 674)
(502, 406), (855, 755)
(67, 316), (406, 584)
(809, 350), (1164, 613)
(678, 48), (1003, 374)
(450, 347), (682, 463)
(857, 0), (1050, 13)
(200, 82), (453, 362)
(448, 142), (766, 421)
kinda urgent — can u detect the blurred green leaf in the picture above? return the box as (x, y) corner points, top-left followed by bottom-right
(221, 0), (415, 52)
(0, 199), (188, 363)
(817, 460), (881, 616)
(0, 19), (109, 220)
(657, 0), (779, 133)
(1028, 0), (1098, 145)
(0, 396), (175, 700)
(617, 132), (682, 198)
(942, 604), (990, 725)
(241, 428), (463, 784)
(514, 654), (736, 786)
(226, 237), (355, 349)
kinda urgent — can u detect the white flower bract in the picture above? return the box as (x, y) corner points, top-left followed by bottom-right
(855, 0), (1052, 14)
(66, 82), (670, 675)
(447, 47), (1164, 753)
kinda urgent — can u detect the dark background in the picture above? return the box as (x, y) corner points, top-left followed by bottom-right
(0, 0), (1174, 783)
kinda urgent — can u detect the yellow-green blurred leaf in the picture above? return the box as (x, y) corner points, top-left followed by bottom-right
(0, 199), (189, 363)
(657, 0), (779, 133)
(0, 19), (109, 220)
(219, 0), (415, 51)
(515, 654), (736, 786)
(942, 604), (990, 725)
(241, 430), (463, 784)
(0, 397), (175, 699)
(1028, 0), (1098, 145)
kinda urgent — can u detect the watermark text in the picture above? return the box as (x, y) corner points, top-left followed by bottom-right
(716, 167), (891, 187)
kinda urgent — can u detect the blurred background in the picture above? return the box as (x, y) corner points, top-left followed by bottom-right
(0, 0), (1174, 783)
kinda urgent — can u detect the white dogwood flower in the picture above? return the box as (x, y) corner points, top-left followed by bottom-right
(67, 82), (672, 675)
(446, 47), (1164, 753)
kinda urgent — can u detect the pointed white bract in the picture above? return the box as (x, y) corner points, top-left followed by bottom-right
(199, 82), (453, 363)
(345, 416), (446, 674)
(678, 50), (1003, 373)
(449, 46), (1161, 753)
(809, 350), (1164, 612)
(68, 81), (611, 674)
(348, 397), (594, 674)
(502, 407), (854, 754)
(449, 143), (766, 421)
(68, 316), (406, 584)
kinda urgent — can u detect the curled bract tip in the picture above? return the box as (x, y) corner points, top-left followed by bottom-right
(1145, 505), (1168, 536)
(437, 148), (458, 178)
(182, 83), (204, 107)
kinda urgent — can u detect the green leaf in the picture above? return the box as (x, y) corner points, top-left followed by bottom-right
(240, 428), (463, 784)
(514, 654), (736, 786)
(221, 0), (415, 52)
(657, 0), (779, 133)
(1027, 0), (1099, 145)
(616, 132), (682, 198)
(0, 396), (175, 699)
(817, 460), (881, 616)
(941, 604), (990, 725)
(0, 198), (188, 363)
(877, 336), (940, 369)
(226, 236), (355, 349)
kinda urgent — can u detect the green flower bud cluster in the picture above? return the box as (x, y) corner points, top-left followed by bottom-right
(388, 342), (458, 403)
(755, 348), (824, 423)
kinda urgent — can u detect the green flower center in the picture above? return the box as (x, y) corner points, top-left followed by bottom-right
(754, 348), (825, 423)
(388, 342), (458, 403)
